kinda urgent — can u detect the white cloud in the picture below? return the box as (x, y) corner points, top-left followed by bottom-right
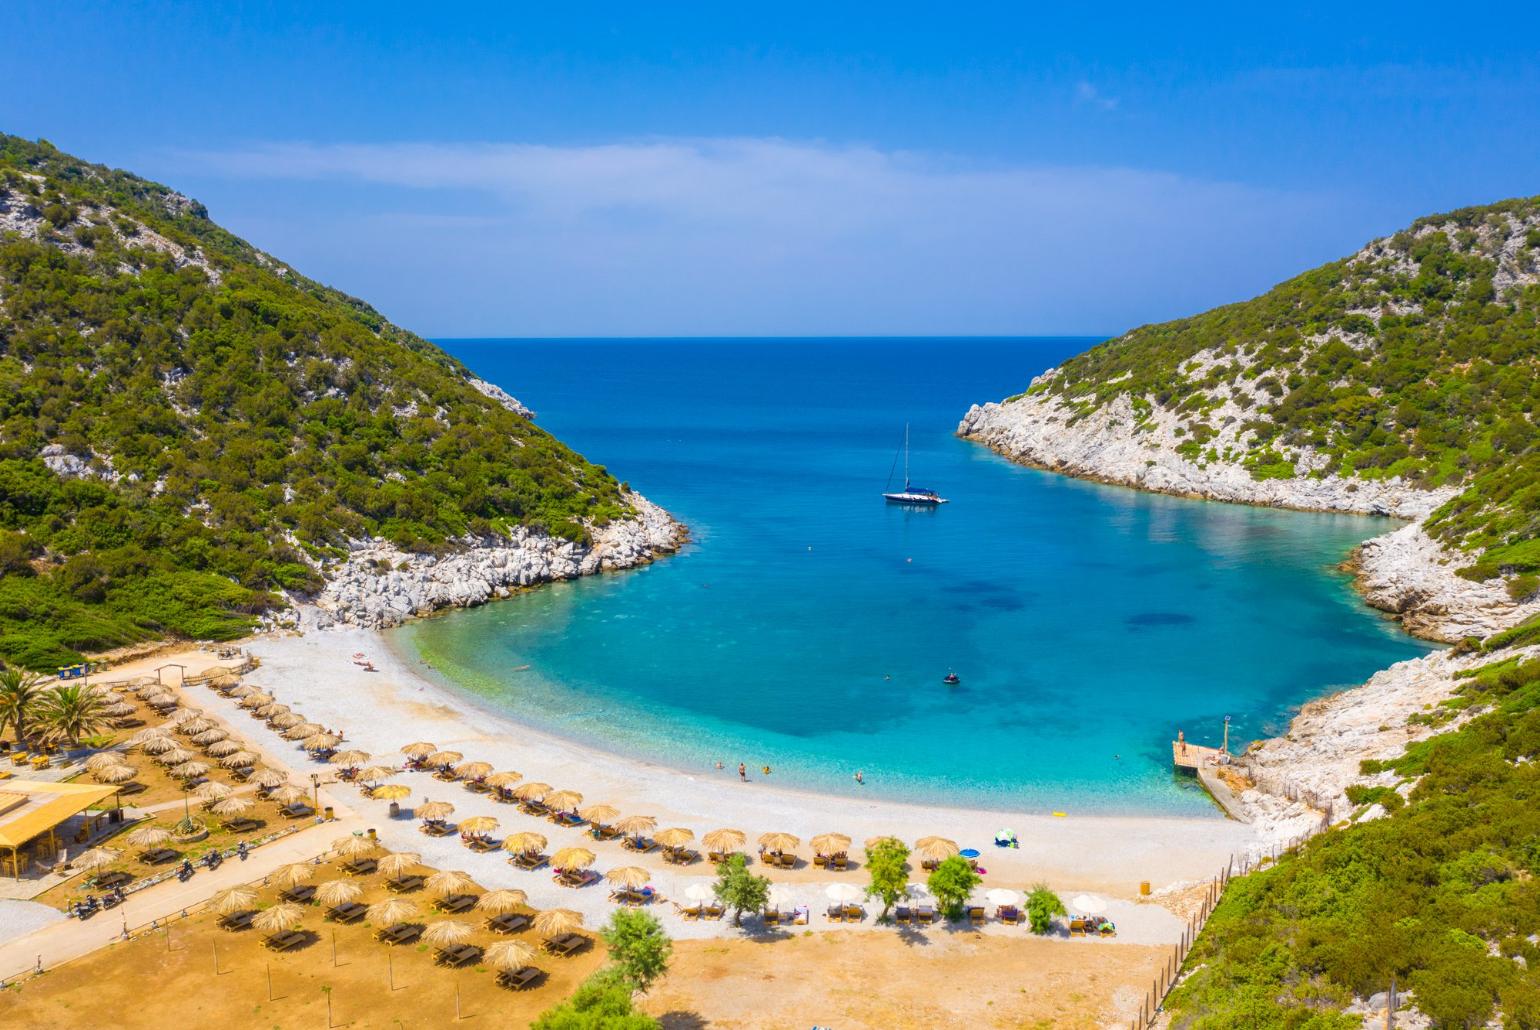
(1075, 81), (1118, 111)
(176, 138), (1358, 336)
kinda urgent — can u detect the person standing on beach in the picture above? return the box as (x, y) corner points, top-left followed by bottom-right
(738, 762), (747, 781)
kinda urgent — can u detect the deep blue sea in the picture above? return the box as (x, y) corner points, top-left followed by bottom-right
(392, 338), (1433, 817)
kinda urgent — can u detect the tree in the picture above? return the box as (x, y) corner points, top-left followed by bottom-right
(864, 836), (911, 919)
(713, 853), (770, 927)
(599, 908), (672, 994)
(0, 667), (46, 747)
(926, 855), (981, 920)
(531, 969), (659, 1030)
(35, 683), (112, 745)
(1025, 883), (1066, 934)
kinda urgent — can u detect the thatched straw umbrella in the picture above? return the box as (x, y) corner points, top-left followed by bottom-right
(367, 898), (416, 925)
(193, 781), (233, 803)
(425, 869), (479, 897)
(129, 726), (171, 746)
(85, 752), (126, 774)
(231, 684), (262, 699)
(282, 723), (325, 741)
(166, 705), (200, 723)
(579, 804), (619, 827)
(332, 834), (377, 859)
(330, 749), (370, 768)
(102, 701), (136, 718)
(544, 789), (582, 813)
(154, 747), (193, 766)
(605, 866), (650, 889)
(810, 833), (852, 857)
(417, 800), (456, 822)
(205, 740), (241, 758)
(125, 825), (172, 848)
(171, 760), (210, 780)
(93, 764), (137, 784)
(270, 713), (304, 730)
(237, 692), (274, 709)
(372, 784), (411, 801)
(454, 760), (492, 781)
(654, 827), (694, 849)
(301, 733), (341, 752)
(459, 815), (498, 836)
(209, 672), (239, 690)
(532, 908), (583, 937)
(212, 885), (258, 914)
(503, 832), (547, 856)
(914, 836), (959, 863)
(475, 889), (528, 915)
(422, 920), (474, 948)
(274, 861), (316, 888)
(140, 736), (178, 755)
(484, 940), (536, 972)
(250, 767), (289, 788)
(702, 828), (746, 855)
(254, 702), (288, 718)
(758, 831), (801, 854)
(400, 742), (437, 759)
(550, 847), (595, 870)
(424, 750), (463, 768)
(253, 902), (305, 934)
(511, 782), (550, 803)
(616, 815), (657, 837)
(315, 880), (362, 908)
(357, 765), (398, 783)
(485, 771), (522, 790)
(192, 728), (230, 746)
(177, 717), (214, 735)
(74, 846), (120, 872)
(210, 796), (255, 817)
(377, 852), (422, 879)
(269, 784), (309, 805)
(220, 751), (259, 769)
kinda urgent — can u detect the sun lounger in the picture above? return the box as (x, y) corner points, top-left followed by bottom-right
(590, 823), (621, 841)
(375, 922), (422, 945)
(464, 780), (490, 794)
(95, 870), (133, 889)
(775, 853), (796, 869)
(550, 810), (582, 827)
(681, 904), (703, 920)
(823, 905), (841, 922)
(664, 847), (700, 865)
(831, 854), (850, 872)
(1069, 918), (1087, 937)
(842, 904), (864, 922)
(497, 966), (544, 990)
(342, 857), (377, 876)
(556, 868), (599, 888)
(764, 908), (783, 926)
(263, 930), (307, 951)
(894, 905), (913, 925)
(432, 768), (459, 782)
(280, 802), (314, 819)
(282, 884), (317, 904)
(915, 905), (936, 923)
(141, 847), (179, 865)
(420, 821), (454, 837)
(489, 912), (531, 934)
(327, 901), (367, 923)
(707, 850), (732, 864)
(813, 854), (828, 867)
(968, 906), (985, 926)
(437, 893), (478, 914)
(545, 933), (588, 957)
(611, 887), (647, 905)
(219, 910), (255, 931)
(998, 905), (1022, 925)
(520, 800), (550, 817)
(512, 852), (548, 871)
(621, 836), (657, 853)
(1099, 922), (1117, 937)
(112, 717), (145, 729)
(466, 836), (500, 853)
(435, 943), (482, 966)
(223, 817), (263, 834)
(386, 874), (424, 893)
(116, 781), (148, 796)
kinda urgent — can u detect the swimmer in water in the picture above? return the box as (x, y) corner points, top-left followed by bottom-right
(854, 770), (864, 785)
(762, 765), (771, 777)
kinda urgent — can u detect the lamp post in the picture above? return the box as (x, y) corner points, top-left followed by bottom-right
(310, 773), (320, 814)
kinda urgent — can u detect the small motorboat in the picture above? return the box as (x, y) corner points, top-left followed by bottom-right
(943, 672), (960, 686)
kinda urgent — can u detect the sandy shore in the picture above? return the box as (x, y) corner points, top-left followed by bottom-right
(113, 627), (1258, 946)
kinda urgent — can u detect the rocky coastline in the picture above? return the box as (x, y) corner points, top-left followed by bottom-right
(291, 491), (685, 631)
(958, 383), (1540, 845)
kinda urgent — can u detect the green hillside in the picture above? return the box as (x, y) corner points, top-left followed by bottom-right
(0, 135), (632, 669)
(1028, 198), (1540, 583)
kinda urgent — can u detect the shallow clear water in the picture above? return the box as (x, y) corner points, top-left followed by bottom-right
(393, 338), (1432, 816)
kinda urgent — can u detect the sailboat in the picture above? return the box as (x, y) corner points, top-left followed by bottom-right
(883, 423), (948, 505)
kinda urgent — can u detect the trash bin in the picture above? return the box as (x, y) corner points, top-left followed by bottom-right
(367, 828), (378, 841)
(388, 801), (400, 818)
(324, 806), (334, 821)
(1139, 881), (1151, 897)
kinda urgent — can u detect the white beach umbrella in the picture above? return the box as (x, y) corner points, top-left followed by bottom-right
(1070, 893), (1106, 915)
(684, 883), (715, 902)
(767, 884), (796, 906)
(985, 888), (1020, 907)
(824, 883), (862, 903)
(904, 883), (931, 899)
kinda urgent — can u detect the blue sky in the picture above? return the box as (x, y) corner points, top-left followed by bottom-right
(4, 2), (1538, 336)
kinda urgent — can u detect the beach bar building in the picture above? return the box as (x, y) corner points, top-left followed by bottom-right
(0, 780), (120, 877)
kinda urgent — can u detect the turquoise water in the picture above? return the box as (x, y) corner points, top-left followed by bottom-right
(393, 338), (1433, 817)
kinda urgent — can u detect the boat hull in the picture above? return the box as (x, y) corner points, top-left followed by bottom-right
(883, 493), (948, 505)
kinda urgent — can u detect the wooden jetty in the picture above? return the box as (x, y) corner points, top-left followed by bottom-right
(1173, 718), (1248, 822)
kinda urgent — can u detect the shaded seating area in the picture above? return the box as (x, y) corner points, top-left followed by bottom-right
(894, 905), (913, 925)
(386, 873), (424, 893)
(281, 884), (317, 904)
(342, 857), (377, 876)
(555, 868), (599, 888)
(140, 847), (180, 865)
(489, 912), (531, 934)
(222, 816), (263, 834)
(375, 922), (423, 945)
(219, 910), (255, 931)
(95, 870), (134, 889)
(498, 966), (544, 990)
(998, 905), (1023, 925)
(436, 893), (478, 914)
(544, 933), (589, 957)
(435, 943), (482, 966)
(326, 901), (367, 923)
(262, 930), (307, 951)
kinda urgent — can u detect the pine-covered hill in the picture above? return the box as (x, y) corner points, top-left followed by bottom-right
(995, 198), (1540, 586)
(0, 135), (640, 669)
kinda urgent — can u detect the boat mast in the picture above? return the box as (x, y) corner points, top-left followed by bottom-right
(903, 423), (911, 490)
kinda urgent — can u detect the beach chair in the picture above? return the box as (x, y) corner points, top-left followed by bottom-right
(557, 868), (598, 888)
(141, 847), (179, 865)
(622, 836), (657, 854)
(666, 847), (700, 865)
(435, 943), (481, 967)
(342, 857), (377, 876)
(704, 904), (725, 920)
(375, 922), (422, 945)
(551, 810), (583, 827)
(823, 905), (842, 923)
(219, 910), (255, 931)
(915, 905), (936, 924)
(998, 905), (1022, 925)
(282, 884), (317, 904)
(513, 852), (548, 871)
(545, 933), (588, 957)
(327, 902), (367, 923)
(520, 800), (551, 817)
(467, 836), (500, 853)
(681, 904), (703, 920)
(263, 930), (307, 951)
(813, 854), (828, 868)
(280, 802), (314, 820)
(223, 817), (263, 834)
(764, 908), (783, 926)
(420, 820), (454, 837)
(830, 854), (850, 872)
(386, 874), (424, 893)
(707, 850), (732, 865)
(1069, 918), (1087, 937)
(436, 893), (478, 914)
(968, 906), (985, 926)
(497, 966), (544, 990)
(843, 904), (864, 922)
(490, 912), (531, 934)
(894, 906), (912, 925)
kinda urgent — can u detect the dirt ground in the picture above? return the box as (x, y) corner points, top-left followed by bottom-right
(0, 857), (606, 1030)
(644, 931), (1162, 1029)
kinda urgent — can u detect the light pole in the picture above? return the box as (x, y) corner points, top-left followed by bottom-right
(310, 773), (320, 815)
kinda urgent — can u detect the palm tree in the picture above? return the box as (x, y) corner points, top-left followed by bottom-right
(0, 667), (47, 748)
(35, 683), (112, 746)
